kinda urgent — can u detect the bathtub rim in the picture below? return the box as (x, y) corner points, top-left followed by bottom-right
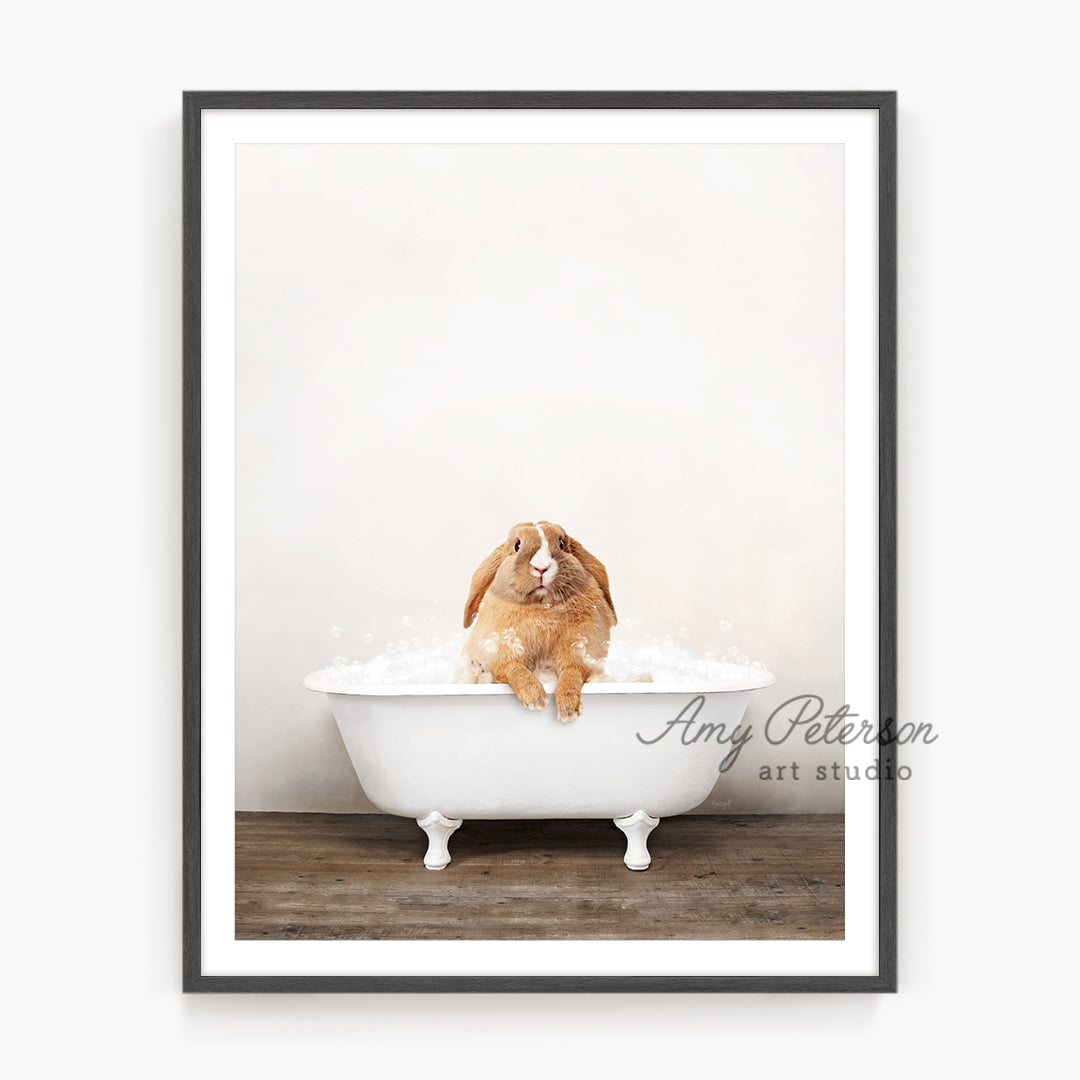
(302, 672), (776, 696)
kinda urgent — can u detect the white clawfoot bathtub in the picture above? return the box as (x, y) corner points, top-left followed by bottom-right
(303, 674), (774, 870)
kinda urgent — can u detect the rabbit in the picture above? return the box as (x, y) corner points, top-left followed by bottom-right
(456, 521), (617, 723)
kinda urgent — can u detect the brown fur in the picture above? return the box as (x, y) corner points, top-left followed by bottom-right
(458, 521), (617, 722)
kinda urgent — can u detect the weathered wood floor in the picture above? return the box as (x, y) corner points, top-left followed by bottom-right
(235, 812), (843, 941)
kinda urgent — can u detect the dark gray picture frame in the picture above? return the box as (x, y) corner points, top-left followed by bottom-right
(182, 90), (897, 993)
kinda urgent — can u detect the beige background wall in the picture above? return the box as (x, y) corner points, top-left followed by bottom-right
(234, 142), (846, 812)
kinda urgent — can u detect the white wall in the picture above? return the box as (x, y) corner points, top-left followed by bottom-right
(234, 142), (846, 812)
(4, 0), (1076, 1075)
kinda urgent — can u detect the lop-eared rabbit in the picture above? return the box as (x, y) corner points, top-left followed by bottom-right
(457, 521), (617, 722)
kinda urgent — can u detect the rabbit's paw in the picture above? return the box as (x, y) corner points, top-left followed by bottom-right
(556, 692), (582, 724)
(516, 679), (549, 712)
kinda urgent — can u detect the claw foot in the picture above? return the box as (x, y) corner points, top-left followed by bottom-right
(417, 811), (463, 870)
(614, 810), (660, 870)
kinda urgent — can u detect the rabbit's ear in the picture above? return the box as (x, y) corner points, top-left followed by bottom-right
(464, 545), (506, 627)
(565, 536), (617, 624)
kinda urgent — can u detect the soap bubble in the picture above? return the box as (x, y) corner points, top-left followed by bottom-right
(330, 626), (342, 639)
(717, 619), (734, 632)
(306, 619), (771, 691)
(677, 627), (690, 639)
(402, 616), (414, 628)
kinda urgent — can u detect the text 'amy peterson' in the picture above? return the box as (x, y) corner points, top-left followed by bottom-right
(635, 694), (938, 773)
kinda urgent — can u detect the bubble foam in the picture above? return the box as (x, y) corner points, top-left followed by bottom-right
(306, 632), (770, 689)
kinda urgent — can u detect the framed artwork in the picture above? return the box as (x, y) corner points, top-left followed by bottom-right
(183, 91), (897, 992)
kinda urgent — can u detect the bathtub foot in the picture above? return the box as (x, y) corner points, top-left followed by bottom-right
(614, 810), (660, 870)
(417, 811), (463, 870)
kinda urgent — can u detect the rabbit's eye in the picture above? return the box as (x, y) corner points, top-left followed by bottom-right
(514, 539), (521, 552)
(559, 537), (566, 550)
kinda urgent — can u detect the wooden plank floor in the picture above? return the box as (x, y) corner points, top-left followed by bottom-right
(236, 812), (843, 941)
